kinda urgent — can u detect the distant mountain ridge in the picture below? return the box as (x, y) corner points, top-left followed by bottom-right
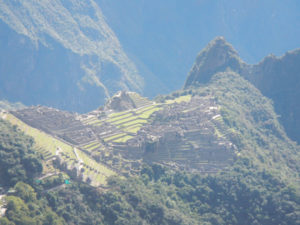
(0, 0), (144, 112)
(185, 37), (300, 144)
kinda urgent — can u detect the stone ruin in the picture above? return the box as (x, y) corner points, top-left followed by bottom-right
(10, 93), (237, 178)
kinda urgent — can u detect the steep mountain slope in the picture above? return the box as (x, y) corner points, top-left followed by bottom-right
(187, 72), (299, 179)
(185, 37), (300, 144)
(1, 70), (299, 224)
(2, 72), (299, 185)
(244, 51), (300, 145)
(0, 0), (143, 112)
(0, 38), (299, 224)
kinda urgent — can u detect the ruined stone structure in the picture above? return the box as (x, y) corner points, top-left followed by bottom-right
(11, 92), (236, 179)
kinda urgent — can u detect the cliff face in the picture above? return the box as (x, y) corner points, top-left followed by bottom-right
(184, 37), (300, 144)
(244, 50), (300, 144)
(0, 0), (143, 112)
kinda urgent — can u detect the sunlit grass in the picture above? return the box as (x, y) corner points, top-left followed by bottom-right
(117, 119), (147, 128)
(166, 95), (192, 104)
(6, 114), (75, 159)
(76, 149), (116, 185)
(104, 133), (126, 142)
(107, 112), (134, 122)
(113, 135), (134, 143)
(82, 141), (98, 149)
(139, 107), (161, 119)
(108, 110), (131, 118)
(123, 125), (143, 134)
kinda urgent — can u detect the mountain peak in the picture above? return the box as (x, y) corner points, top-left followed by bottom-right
(184, 36), (244, 87)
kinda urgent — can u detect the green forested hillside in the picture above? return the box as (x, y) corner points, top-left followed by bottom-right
(0, 119), (42, 186)
(190, 72), (299, 180)
(1, 163), (299, 225)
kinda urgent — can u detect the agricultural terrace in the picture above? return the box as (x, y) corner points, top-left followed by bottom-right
(86, 103), (162, 144)
(5, 114), (75, 160)
(165, 94), (192, 104)
(76, 149), (116, 186)
(5, 114), (115, 186)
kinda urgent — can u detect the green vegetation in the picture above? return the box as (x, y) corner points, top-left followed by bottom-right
(76, 149), (116, 185)
(165, 94), (191, 104)
(118, 119), (147, 128)
(113, 135), (134, 143)
(4, 114), (115, 186)
(84, 143), (102, 152)
(108, 110), (132, 118)
(135, 105), (156, 113)
(123, 125), (143, 134)
(128, 92), (152, 108)
(103, 133), (126, 142)
(82, 141), (100, 151)
(0, 119), (42, 186)
(87, 120), (102, 126)
(1, 162), (299, 225)
(139, 107), (161, 119)
(0, 68), (299, 224)
(187, 72), (300, 181)
(5, 114), (76, 160)
(107, 112), (134, 123)
(111, 116), (140, 125)
(0, 182), (65, 225)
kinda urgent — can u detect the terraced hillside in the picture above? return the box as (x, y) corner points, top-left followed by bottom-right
(2, 91), (236, 185)
(0, 111), (116, 187)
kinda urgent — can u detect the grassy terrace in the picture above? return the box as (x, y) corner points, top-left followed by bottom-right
(135, 104), (156, 113)
(107, 112), (134, 122)
(113, 135), (134, 143)
(85, 144), (101, 152)
(117, 119), (147, 128)
(138, 107), (161, 119)
(5, 114), (115, 186)
(104, 133), (127, 142)
(128, 92), (152, 108)
(94, 103), (162, 143)
(82, 141), (99, 149)
(87, 120), (102, 126)
(83, 143), (102, 152)
(108, 110), (132, 118)
(76, 149), (116, 185)
(123, 124), (143, 134)
(166, 94), (192, 104)
(82, 116), (97, 124)
(5, 114), (75, 159)
(81, 116), (102, 126)
(110, 115), (139, 125)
